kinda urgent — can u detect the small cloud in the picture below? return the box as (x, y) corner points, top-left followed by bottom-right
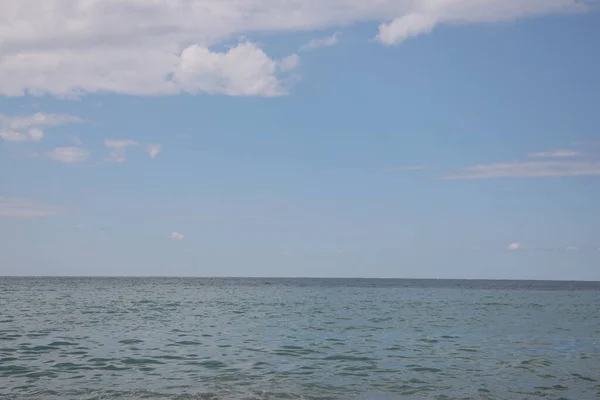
(104, 139), (139, 163)
(376, 14), (438, 46)
(144, 143), (162, 160)
(0, 197), (63, 218)
(565, 246), (579, 251)
(528, 149), (580, 158)
(71, 136), (83, 146)
(0, 128), (44, 142)
(48, 146), (90, 164)
(279, 54), (300, 72)
(385, 165), (425, 172)
(300, 32), (340, 51)
(507, 242), (522, 251)
(171, 232), (184, 240)
(76, 223), (85, 229)
(282, 248), (293, 255)
(0, 112), (80, 143)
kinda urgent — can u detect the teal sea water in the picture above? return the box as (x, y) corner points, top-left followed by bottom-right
(1, 278), (599, 399)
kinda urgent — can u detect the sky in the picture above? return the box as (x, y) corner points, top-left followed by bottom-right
(1, 0), (600, 280)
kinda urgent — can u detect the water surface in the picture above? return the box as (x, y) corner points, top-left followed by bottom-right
(1, 278), (599, 399)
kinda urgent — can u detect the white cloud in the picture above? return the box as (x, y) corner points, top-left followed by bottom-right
(376, 1), (587, 45)
(301, 32), (340, 51)
(0, 128), (44, 142)
(0, 113), (81, 130)
(386, 165), (425, 172)
(171, 232), (185, 240)
(145, 143), (162, 160)
(442, 161), (600, 179)
(0, 112), (80, 142)
(377, 13), (439, 45)
(507, 242), (522, 251)
(48, 146), (89, 164)
(173, 42), (298, 96)
(279, 54), (300, 73)
(528, 149), (580, 158)
(565, 246), (579, 251)
(104, 139), (139, 163)
(0, 1), (587, 97)
(77, 223), (85, 229)
(0, 197), (62, 218)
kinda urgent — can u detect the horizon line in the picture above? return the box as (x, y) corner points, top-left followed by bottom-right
(1, 276), (599, 283)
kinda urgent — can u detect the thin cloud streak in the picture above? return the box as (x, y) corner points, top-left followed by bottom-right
(441, 161), (600, 179)
(385, 165), (425, 172)
(528, 149), (580, 158)
(0, 197), (63, 218)
(300, 32), (340, 51)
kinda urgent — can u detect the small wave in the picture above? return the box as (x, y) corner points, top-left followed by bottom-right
(118, 339), (144, 345)
(323, 355), (373, 362)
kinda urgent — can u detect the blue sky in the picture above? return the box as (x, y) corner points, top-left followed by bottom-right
(1, 1), (599, 279)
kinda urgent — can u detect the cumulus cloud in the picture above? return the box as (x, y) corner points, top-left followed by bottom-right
(0, 0), (587, 97)
(0, 112), (80, 142)
(528, 149), (580, 158)
(173, 43), (298, 96)
(507, 242), (522, 251)
(104, 139), (139, 163)
(48, 146), (89, 164)
(301, 32), (340, 51)
(145, 144), (162, 160)
(171, 232), (185, 240)
(442, 161), (600, 179)
(0, 197), (62, 218)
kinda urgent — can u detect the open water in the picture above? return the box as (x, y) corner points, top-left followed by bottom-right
(1, 277), (599, 399)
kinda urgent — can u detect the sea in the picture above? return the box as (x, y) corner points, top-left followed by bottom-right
(1, 277), (599, 399)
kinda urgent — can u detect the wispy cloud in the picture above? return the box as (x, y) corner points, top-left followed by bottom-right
(385, 165), (425, 172)
(0, 128), (44, 142)
(301, 32), (340, 51)
(279, 54), (300, 72)
(171, 232), (184, 240)
(104, 139), (139, 163)
(0, 197), (63, 218)
(528, 149), (580, 158)
(0, 112), (81, 143)
(144, 143), (162, 160)
(442, 161), (600, 179)
(48, 146), (89, 164)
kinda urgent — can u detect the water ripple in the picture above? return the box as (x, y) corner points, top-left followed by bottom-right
(0, 277), (599, 399)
